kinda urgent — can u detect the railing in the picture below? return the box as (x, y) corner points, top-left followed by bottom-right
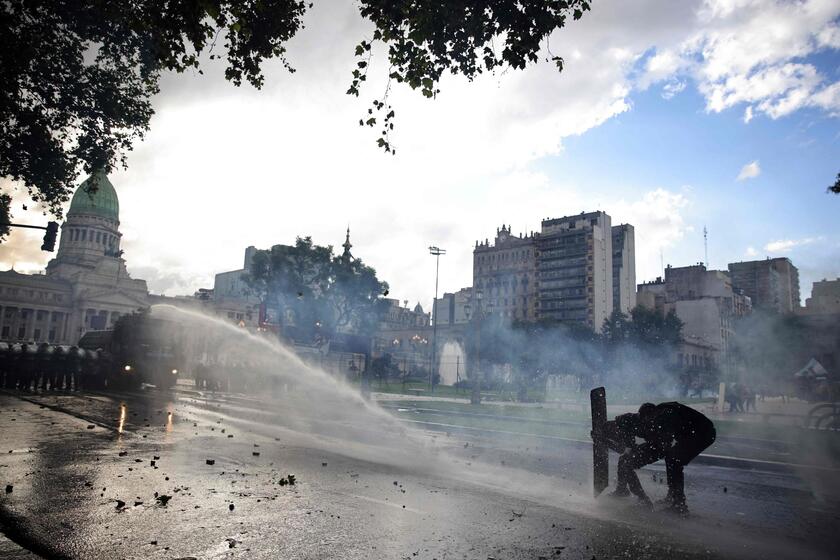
(804, 403), (840, 431)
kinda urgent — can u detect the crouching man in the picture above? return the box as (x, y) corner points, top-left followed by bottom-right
(605, 402), (716, 514)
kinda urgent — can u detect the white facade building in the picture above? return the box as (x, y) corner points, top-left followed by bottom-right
(0, 172), (150, 344)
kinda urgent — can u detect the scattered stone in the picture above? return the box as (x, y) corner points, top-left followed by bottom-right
(150, 460), (156, 467)
(150, 540), (157, 545)
(156, 495), (172, 506)
(229, 503), (235, 511)
(287, 474), (296, 485)
(115, 500), (126, 509)
(86, 425), (95, 430)
(153, 455), (160, 460)
(322, 462), (328, 467)
(723, 487), (728, 493)
(252, 452), (260, 457)
(118, 451), (128, 457)
(4, 484), (12, 493)
(206, 459), (215, 466)
(134, 501), (143, 507)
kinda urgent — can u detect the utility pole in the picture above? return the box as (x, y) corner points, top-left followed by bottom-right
(428, 246), (446, 393)
(703, 225), (709, 267)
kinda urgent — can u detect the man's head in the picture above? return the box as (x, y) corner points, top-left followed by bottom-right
(638, 403), (656, 422)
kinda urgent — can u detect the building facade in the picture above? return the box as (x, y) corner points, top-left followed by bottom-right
(611, 224), (636, 314)
(800, 278), (840, 315)
(728, 257), (800, 313)
(536, 211), (613, 331)
(473, 225), (538, 322)
(637, 263), (752, 375)
(433, 287), (472, 327)
(0, 172), (150, 344)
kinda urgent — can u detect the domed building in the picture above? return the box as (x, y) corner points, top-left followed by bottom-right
(0, 172), (149, 344)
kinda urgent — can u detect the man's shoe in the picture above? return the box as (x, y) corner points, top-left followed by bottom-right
(665, 501), (689, 515)
(656, 494), (675, 506)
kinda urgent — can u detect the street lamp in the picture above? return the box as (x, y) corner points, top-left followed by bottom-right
(465, 288), (488, 405)
(428, 246), (446, 392)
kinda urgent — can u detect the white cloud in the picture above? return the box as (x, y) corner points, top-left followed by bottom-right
(661, 79), (686, 99)
(737, 160), (761, 181)
(764, 237), (823, 253)
(743, 105), (754, 123)
(1, 0), (836, 304)
(745, 246), (757, 257)
(606, 188), (692, 282)
(644, 0), (840, 120)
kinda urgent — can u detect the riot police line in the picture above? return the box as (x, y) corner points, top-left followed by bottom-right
(0, 342), (109, 391)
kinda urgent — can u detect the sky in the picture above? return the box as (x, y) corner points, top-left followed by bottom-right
(1, 0), (839, 311)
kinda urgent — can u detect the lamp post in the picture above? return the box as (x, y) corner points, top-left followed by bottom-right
(464, 288), (491, 405)
(428, 246), (446, 393)
(392, 338), (403, 391)
(410, 333), (428, 389)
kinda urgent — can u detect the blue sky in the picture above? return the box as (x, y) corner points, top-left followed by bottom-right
(548, 75), (839, 289)
(0, 0), (838, 306)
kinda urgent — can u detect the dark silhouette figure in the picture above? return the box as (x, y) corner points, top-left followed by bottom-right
(602, 402), (716, 514)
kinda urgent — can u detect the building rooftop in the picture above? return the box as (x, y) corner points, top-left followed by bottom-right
(68, 171), (120, 221)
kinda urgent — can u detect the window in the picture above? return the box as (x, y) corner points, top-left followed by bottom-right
(36, 310), (48, 321)
(96, 231), (102, 243)
(81, 230), (87, 241)
(0, 326), (8, 338)
(48, 329), (56, 342)
(17, 327), (25, 339)
(33, 329), (41, 341)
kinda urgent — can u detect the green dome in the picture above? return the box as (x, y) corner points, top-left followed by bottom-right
(68, 171), (119, 220)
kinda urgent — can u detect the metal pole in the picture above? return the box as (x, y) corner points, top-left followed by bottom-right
(471, 314), (481, 405)
(428, 246), (446, 393)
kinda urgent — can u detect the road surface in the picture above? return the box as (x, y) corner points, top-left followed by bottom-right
(1, 389), (838, 559)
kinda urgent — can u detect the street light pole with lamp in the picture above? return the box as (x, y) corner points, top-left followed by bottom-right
(463, 289), (493, 405)
(428, 246), (446, 393)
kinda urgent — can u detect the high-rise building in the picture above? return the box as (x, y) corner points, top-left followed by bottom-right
(433, 287), (473, 327)
(728, 257), (800, 313)
(637, 263), (752, 375)
(536, 211), (613, 331)
(473, 225), (538, 322)
(800, 278), (840, 315)
(611, 224), (636, 314)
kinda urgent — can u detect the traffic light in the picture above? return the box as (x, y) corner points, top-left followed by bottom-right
(41, 221), (58, 252)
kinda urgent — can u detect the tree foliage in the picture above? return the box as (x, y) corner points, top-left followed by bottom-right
(245, 236), (389, 343)
(829, 172), (840, 194)
(1, 0), (591, 222)
(0, 194), (10, 240)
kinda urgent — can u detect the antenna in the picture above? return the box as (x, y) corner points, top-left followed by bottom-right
(703, 225), (708, 267)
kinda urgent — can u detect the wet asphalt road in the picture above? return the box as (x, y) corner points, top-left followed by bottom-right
(1, 389), (839, 560)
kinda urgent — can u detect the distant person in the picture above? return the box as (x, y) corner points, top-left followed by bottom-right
(726, 383), (742, 413)
(602, 402), (716, 514)
(744, 386), (757, 412)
